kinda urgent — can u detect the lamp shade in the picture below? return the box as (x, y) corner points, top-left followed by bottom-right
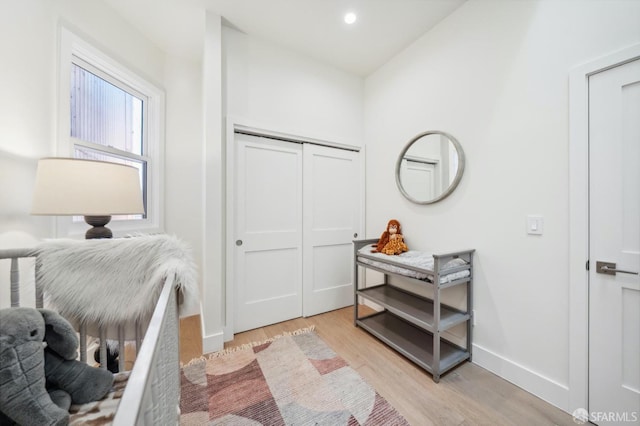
(31, 158), (145, 216)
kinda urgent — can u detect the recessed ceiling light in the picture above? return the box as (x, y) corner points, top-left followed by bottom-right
(344, 12), (357, 25)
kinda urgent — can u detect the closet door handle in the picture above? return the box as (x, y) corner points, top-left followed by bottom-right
(353, 233), (358, 238)
(236, 240), (243, 246)
(596, 261), (638, 276)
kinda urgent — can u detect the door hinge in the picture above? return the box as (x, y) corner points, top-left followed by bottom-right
(586, 260), (590, 271)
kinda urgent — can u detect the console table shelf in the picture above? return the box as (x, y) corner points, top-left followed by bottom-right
(353, 239), (474, 382)
(357, 312), (470, 377)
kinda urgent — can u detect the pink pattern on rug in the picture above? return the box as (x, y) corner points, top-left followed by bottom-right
(180, 368), (207, 415)
(252, 341), (273, 354)
(363, 393), (407, 426)
(310, 356), (349, 375)
(208, 359), (272, 419)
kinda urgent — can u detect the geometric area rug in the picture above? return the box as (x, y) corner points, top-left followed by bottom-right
(179, 327), (410, 425)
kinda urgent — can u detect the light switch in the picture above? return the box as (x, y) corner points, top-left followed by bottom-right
(527, 215), (543, 235)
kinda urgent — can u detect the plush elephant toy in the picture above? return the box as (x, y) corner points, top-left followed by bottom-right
(0, 307), (114, 425)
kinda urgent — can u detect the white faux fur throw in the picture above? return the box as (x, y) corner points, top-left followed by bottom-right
(34, 234), (199, 339)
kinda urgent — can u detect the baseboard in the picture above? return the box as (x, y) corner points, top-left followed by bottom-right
(472, 343), (570, 413)
(202, 330), (225, 354)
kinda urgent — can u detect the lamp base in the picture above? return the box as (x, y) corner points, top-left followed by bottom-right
(84, 216), (113, 239)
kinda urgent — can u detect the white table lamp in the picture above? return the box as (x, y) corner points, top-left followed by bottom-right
(32, 158), (145, 239)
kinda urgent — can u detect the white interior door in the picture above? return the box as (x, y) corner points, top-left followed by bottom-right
(589, 58), (640, 425)
(303, 144), (361, 317)
(234, 134), (303, 333)
(400, 158), (436, 201)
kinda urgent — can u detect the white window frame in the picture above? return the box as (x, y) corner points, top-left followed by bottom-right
(57, 27), (165, 237)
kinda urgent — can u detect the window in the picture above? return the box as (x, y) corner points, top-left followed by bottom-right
(70, 59), (147, 221)
(58, 28), (164, 236)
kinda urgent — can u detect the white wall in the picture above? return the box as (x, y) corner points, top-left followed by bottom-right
(164, 53), (205, 316)
(364, 0), (640, 411)
(223, 26), (364, 147)
(200, 12), (225, 352)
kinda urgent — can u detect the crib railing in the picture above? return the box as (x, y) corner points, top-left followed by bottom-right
(114, 275), (180, 425)
(1, 248), (137, 372)
(0, 248), (181, 425)
(1, 248), (40, 307)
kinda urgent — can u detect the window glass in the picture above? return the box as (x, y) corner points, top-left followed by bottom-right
(69, 62), (148, 222)
(70, 63), (144, 155)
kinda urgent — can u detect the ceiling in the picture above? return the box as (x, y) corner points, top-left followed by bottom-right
(102, 0), (466, 77)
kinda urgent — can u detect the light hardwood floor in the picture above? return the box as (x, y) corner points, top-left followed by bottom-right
(179, 307), (574, 426)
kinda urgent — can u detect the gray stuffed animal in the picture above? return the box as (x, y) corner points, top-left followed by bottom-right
(0, 307), (114, 425)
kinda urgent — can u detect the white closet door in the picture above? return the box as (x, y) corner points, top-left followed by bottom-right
(303, 144), (361, 317)
(234, 134), (303, 333)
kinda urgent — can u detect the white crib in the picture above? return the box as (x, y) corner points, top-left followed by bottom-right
(0, 246), (183, 425)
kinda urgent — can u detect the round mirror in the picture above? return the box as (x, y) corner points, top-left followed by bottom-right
(395, 131), (465, 204)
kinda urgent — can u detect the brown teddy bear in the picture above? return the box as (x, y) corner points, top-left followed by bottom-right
(372, 219), (408, 255)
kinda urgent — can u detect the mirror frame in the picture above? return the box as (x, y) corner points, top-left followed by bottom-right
(395, 130), (465, 204)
